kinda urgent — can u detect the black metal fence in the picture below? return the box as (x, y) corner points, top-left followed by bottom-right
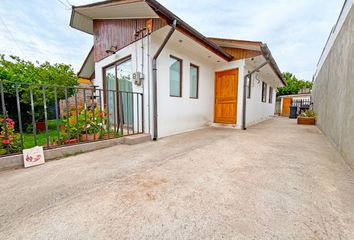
(291, 99), (313, 115)
(0, 80), (144, 156)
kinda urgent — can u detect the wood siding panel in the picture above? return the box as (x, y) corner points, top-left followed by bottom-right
(93, 18), (167, 62)
(222, 47), (262, 60)
(152, 18), (167, 31)
(214, 69), (238, 124)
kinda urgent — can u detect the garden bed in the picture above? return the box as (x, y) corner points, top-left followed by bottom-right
(297, 117), (316, 125)
(297, 110), (316, 125)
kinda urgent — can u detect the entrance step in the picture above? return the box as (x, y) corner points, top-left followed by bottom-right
(211, 123), (240, 129)
(122, 134), (151, 145)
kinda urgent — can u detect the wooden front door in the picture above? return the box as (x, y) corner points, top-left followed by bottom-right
(214, 69), (238, 124)
(282, 98), (292, 117)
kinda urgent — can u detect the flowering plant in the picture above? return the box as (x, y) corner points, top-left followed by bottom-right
(60, 108), (110, 140)
(0, 116), (21, 154)
(79, 109), (102, 134)
(0, 117), (15, 136)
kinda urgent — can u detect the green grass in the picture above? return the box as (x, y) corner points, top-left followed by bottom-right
(21, 119), (121, 149)
(23, 130), (59, 149)
(22, 120), (61, 149)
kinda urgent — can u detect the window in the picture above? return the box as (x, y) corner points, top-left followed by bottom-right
(169, 56), (182, 97)
(246, 75), (251, 99)
(269, 87), (273, 103)
(261, 82), (267, 102)
(190, 64), (199, 98)
(104, 57), (132, 125)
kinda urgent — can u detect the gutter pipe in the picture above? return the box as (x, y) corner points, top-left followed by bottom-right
(152, 19), (177, 141)
(242, 44), (285, 130)
(242, 60), (269, 130)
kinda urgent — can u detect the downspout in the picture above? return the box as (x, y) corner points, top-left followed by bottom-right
(242, 60), (269, 130)
(152, 19), (177, 140)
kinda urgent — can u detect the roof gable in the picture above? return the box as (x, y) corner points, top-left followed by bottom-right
(70, 0), (233, 61)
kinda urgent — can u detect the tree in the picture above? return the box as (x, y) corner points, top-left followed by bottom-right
(277, 72), (312, 96)
(0, 55), (79, 131)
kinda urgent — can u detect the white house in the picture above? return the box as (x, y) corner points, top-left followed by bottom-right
(71, 0), (285, 140)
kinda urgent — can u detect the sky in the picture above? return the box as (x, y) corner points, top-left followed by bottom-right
(0, 0), (345, 81)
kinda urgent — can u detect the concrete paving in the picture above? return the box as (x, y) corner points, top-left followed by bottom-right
(0, 117), (353, 239)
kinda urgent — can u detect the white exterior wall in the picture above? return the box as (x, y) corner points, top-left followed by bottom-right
(92, 27), (281, 138)
(244, 67), (277, 127)
(151, 39), (216, 138)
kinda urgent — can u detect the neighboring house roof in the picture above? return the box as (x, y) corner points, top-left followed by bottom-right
(279, 93), (311, 98)
(78, 78), (92, 84)
(77, 46), (94, 79)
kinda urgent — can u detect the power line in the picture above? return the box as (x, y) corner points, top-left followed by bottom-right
(0, 16), (28, 59)
(65, 0), (72, 7)
(56, 0), (71, 10)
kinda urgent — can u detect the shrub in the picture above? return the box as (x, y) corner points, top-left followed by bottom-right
(60, 108), (110, 139)
(300, 110), (316, 118)
(0, 54), (79, 130)
(0, 116), (22, 153)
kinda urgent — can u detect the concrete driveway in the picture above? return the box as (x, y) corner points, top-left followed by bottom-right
(0, 117), (354, 239)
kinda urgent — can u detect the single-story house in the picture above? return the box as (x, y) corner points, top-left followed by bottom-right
(70, 0), (285, 140)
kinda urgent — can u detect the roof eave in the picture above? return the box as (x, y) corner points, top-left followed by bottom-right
(144, 0), (233, 61)
(77, 46), (94, 79)
(208, 37), (263, 46)
(70, 0), (149, 35)
(70, 6), (94, 35)
(260, 44), (286, 86)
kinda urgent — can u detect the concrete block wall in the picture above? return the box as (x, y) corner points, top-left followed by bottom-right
(313, 4), (354, 169)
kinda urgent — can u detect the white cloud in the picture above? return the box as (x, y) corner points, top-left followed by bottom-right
(0, 0), (345, 80)
(0, 0), (93, 71)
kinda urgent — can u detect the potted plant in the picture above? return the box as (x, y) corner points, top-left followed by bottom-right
(34, 110), (46, 132)
(80, 123), (100, 142)
(77, 109), (102, 142)
(297, 110), (316, 125)
(35, 121), (46, 132)
(102, 128), (121, 140)
(59, 121), (79, 145)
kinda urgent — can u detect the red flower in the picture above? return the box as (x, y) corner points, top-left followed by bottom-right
(70, 120), (76, 124)
(60, 125), (65, 131)
(82, 125), (87, 129)
(2, 139), (9, 145)
(109, 113), (113, 116)
(98, 113), (104, 117)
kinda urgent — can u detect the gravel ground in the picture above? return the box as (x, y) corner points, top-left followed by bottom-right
(0, 117), (353, 239)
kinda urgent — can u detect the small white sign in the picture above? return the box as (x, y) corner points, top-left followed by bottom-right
(23, 146), (45, 168)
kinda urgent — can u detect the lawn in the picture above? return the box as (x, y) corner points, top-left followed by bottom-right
(23, 130), (59, 149)
(22, 120), (61, 149)
(13, 119), (120, 151)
